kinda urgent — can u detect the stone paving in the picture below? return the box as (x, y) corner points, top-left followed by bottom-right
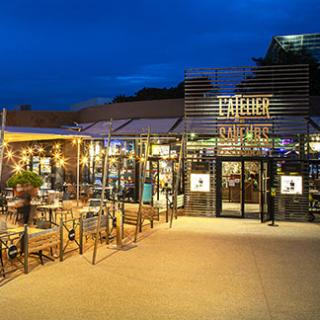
(1, 216), (320, 320)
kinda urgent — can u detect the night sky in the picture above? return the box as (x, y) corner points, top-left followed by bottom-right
(0, 0), (319, 110)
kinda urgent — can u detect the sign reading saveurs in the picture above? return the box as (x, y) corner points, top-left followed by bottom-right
(217, 94), (272, 149)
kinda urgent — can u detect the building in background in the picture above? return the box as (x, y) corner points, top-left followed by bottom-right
(265, 33), (320, 64)
(70, 97), (112, 111)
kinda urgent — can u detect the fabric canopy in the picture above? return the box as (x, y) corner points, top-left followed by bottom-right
(4, 126), (89, 142)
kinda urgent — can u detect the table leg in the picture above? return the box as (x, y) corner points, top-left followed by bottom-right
(0, 241), (5, 278)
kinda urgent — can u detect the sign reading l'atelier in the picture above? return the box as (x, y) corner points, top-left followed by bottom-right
(217, 94), (272, 147)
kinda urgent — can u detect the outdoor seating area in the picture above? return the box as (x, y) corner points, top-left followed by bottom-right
(0, 189), (183, 281)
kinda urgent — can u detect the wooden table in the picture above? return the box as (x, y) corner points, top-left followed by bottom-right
(37, 204), (62, 223)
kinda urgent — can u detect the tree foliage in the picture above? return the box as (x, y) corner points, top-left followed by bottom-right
(7, 170), (43, 188)
(112, 81), (184, 103)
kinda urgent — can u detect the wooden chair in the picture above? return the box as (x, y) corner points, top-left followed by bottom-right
(24, 226), (60, 274)
(55, 208), (74, 223)
(141, 205), (158, 228)
(80, 215), (108, 253)
(62, 200), (73, 210)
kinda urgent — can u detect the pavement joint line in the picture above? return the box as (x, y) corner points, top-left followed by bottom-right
(245, 221), (273, 320)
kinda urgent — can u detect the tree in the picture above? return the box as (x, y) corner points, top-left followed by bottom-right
(112, 81), (184, 103)
(252, 48), (320, 95)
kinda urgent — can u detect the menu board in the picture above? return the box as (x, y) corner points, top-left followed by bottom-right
(190, 173), (210, 192)
(151, 145), (170, 156)
(280, 175), (302, 195)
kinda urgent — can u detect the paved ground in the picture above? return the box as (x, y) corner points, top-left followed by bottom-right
(1, 217), (320, 320)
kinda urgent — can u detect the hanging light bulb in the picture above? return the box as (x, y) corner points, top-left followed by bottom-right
(5, 149), (14, 160)
(27, 147), (33, 155)
(58, 158), (66, 167)
(12, 163), (23, 173)
(21, 155), (29, 163)
(81, 155), (89, 165)
(53, 152), (61, 160)
(54, 143), (61, 150)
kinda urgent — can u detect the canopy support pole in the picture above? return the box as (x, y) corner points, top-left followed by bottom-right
(134, 127), (151, 242)
(170, 133), (185, 228)
(92, 120), (112, 265)
(76, 138), (81, 207)
(0, 108), (7, 186)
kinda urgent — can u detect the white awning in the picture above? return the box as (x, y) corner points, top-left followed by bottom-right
(4, 126), (89, 142)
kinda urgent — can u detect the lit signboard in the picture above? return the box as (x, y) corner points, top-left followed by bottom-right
(280, 175), (302, 195)
(151, 145), (170, 156)
(217, 94), (273, 155)
(190, 173), (210, 192)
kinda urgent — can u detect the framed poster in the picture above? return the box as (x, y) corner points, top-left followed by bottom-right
(280, 175), (302, 195)
(151, 144), (170, 156)
(190, 173), (210, 192)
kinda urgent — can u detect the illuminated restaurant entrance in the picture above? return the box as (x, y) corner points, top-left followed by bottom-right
(217, 158), (270, 220)
(184, 65), (310, 221)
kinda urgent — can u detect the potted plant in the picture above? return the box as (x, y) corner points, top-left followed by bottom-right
(7, 170), (43, 197)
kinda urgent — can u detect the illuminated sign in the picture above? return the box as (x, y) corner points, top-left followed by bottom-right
(310, 142), (320, 152)
(151, 145), (170, 156)
(217, 94), (272, 154)
(218, 95), (270, 119)
(280, 175), (302, 195)
(190, 173), (210, 192)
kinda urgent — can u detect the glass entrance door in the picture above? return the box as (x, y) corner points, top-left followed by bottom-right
(218, 159), (269, 219)
(221, 161), (242, 216)
(244, 161), (261, 216)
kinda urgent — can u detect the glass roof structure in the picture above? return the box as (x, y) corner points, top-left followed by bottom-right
(266, 33), (320, 64)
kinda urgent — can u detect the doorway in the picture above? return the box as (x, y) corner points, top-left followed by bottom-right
(217, 158), (270, 220)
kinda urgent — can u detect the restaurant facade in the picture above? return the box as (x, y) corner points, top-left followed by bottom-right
(183, 64), (315, 221)
(3, 63), (320, 222)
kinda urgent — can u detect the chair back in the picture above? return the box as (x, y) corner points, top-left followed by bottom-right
(62, 200), (73, 210)
(27, 227), (60, 254)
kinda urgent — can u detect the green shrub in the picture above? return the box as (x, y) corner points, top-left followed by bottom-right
(7, 170), (43, 188)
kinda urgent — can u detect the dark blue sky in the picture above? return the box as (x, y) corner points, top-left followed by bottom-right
(0, 0), (319, 110)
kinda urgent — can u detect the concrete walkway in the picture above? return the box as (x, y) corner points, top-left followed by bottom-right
(1, 217), (320, 320)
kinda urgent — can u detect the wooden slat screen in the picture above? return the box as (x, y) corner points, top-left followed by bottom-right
(184, 65), (310, 216)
